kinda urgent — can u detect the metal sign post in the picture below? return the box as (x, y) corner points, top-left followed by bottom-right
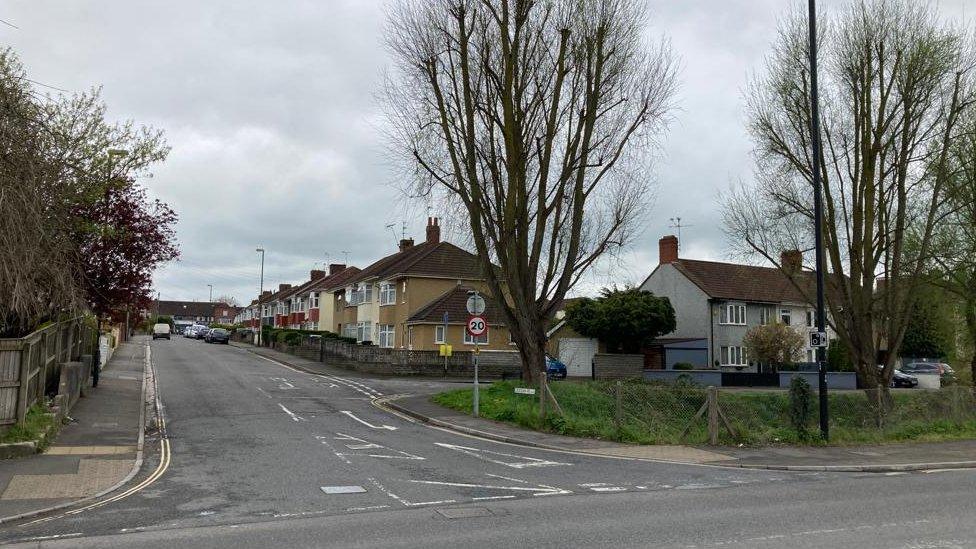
(466, 290), (488, 418)
(443, 311), (449, 375)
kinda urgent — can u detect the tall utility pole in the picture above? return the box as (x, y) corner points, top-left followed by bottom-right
(807, 0), (829, 441)
(256, 248), (265, 346)
(208, 284), (213, 303)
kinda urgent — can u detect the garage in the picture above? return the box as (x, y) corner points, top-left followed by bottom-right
(558, 337), (598, 377)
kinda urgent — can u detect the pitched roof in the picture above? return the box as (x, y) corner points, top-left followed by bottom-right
(347, 242), (484, 285)
(315, 266), (362, 292)
(407, 286), (506, 325)
(669, 259), (812, 304)
(157, 300), (218, 317)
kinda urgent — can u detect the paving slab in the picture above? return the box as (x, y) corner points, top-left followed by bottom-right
(0, 337), (147, 521)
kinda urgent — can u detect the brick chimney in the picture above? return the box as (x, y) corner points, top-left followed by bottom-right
(328, 263), (346, 276)
(310, 269), (325, 280)
(399, 238), (415, 252)
(426, 217), (441, 244)
(781, 250), (802, 275)
(260, 290), (271, 299)
(659, 235), (679, 265)
(278, 283), (291, 292)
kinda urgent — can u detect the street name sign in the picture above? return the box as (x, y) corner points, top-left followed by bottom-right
(514, 387), (537, 395)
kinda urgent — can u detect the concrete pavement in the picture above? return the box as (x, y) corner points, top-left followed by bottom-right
(1, 336), (973, 548)
(0, 337), (147, 523)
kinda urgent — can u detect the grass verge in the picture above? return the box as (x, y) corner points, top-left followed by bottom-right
(0, 404), (56, 446)
(432, 380), (976, 446)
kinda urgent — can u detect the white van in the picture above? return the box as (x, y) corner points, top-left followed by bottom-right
(152, 323), (171, 340)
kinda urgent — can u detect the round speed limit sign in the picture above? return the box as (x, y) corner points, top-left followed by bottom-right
(466, 315), (487, 337)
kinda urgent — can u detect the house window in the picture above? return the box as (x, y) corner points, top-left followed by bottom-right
(379, 282), (396, 305)
(759, 307), (771, 325)
(310, 292), (319, 309)
(720, 346), (746, 366)
(721, 303), (746, 325)
(434, 325), (445, 344)
(780, 308), (792, 325)
(356, 321), (372, 343)
(378, 325), (395, 348)
(806, 309), (815, 327)
(464, 330), (488, 345)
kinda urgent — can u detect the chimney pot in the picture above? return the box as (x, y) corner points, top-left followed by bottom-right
(399, 238), (415, 251)
(310, 269), (325, 280)
(659, 235), (679, 265)
(279, 283), (291, 292)
(426, 216), (441, 244)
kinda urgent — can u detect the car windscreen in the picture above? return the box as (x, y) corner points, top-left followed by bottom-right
(212, 329), (228, 335)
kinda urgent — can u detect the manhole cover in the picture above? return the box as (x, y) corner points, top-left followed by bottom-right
(321, 486), (367, 494)
(436, 507), (493, 519)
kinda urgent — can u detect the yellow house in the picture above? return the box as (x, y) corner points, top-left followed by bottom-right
(336, 217), (508, 350)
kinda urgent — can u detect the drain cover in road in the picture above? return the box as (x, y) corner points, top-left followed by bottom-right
(321, 485), (367, 494)
(436, 507), (493, 519)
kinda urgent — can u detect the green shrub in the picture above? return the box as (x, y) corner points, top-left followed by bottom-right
(788, 376), (814, 440)
(672, 362), (695, 370)
(283, 331), (304, 346)
(338, 336), (357, 344)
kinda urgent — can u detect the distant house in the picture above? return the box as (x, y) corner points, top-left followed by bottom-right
(156, 301), (219, 329)
(545, 298), (601, 378)
(640, 235), (831, 372)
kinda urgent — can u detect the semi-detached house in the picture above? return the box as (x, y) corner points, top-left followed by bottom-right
(333, 217), (513, 351)
(641, 235), (834, 372)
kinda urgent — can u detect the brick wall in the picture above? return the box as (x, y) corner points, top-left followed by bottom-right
(593, 353), (644, 380)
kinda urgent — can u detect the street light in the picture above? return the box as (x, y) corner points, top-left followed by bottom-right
(208, 284), (213, 303)
(806, 0), (829, 441)
(93, 148), (129, 388)
(256, 248), (265, 346)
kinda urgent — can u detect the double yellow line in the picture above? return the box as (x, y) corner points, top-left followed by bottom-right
(23, 349), (171, 526)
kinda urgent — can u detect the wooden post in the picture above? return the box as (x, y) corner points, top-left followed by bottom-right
(614, 381), (623, 432)
(539, 370), (547, 420)
(15, 341), (31, 424)
(707, 386), (719, 445)
(876, 384), (883, 429)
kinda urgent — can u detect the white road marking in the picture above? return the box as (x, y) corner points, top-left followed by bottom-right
(278, 403), (306, 422)
(314, 436), (352, 464)
(485, 472), (529, 484)
(340, 410), (398, 430)
(256, 387), (273, 399)
(346, 505), (390, 512)
(321, 485), (367, 494)
(367, 477), (411, 507)
(434, 442), (571, 469)
(270, 377), (295, 389)
(334, 432), (425, 460)
(472, 495), (516, 501)
(408, 479), (572, 496)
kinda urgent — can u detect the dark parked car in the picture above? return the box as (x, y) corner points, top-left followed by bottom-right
(205, 328), (230, 344)
(545, 354), (567, 380)
(900, 362), (957, 386)
(877, 365), (918, 388)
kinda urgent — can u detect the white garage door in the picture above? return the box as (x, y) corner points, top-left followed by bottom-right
(559, 338), (598, 377)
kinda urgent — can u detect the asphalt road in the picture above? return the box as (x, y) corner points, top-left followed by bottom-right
(2, 337), (975, 547)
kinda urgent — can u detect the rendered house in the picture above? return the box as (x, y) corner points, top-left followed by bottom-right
(336, 217), (500, 350)
(640, 235), (830, 372)
(157, 300), (225, 331)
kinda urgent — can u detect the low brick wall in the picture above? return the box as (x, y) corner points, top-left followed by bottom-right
(593, 353), (644, 380)
(275, 337), (522, 379)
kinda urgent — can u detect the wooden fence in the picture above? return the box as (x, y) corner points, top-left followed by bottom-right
(0, 318), (94, 430)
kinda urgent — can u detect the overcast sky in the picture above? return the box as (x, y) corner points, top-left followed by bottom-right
(4, 1), (971, 305)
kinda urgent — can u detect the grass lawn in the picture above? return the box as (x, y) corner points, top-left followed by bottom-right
(432, 380), (976, 446)
(0, 404), (56, 446)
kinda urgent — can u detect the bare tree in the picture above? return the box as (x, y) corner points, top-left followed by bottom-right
(723, 0), (975, 392)
(214, 294), (240, 307)
(382, 0), (677, 380)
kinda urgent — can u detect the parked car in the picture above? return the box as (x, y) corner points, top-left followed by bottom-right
(205, 328), (230, 344)
(900, 362), (957, 386)
(196, 327), (212, 340)
(891, 369), (918, 389)
(152, 323), (171, 340)
(545, 354), (567, 380)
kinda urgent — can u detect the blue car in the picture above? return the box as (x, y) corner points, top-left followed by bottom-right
(545, 354), (567, 380)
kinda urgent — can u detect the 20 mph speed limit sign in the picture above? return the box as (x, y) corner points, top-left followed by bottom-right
(466, 315), (487, 337)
